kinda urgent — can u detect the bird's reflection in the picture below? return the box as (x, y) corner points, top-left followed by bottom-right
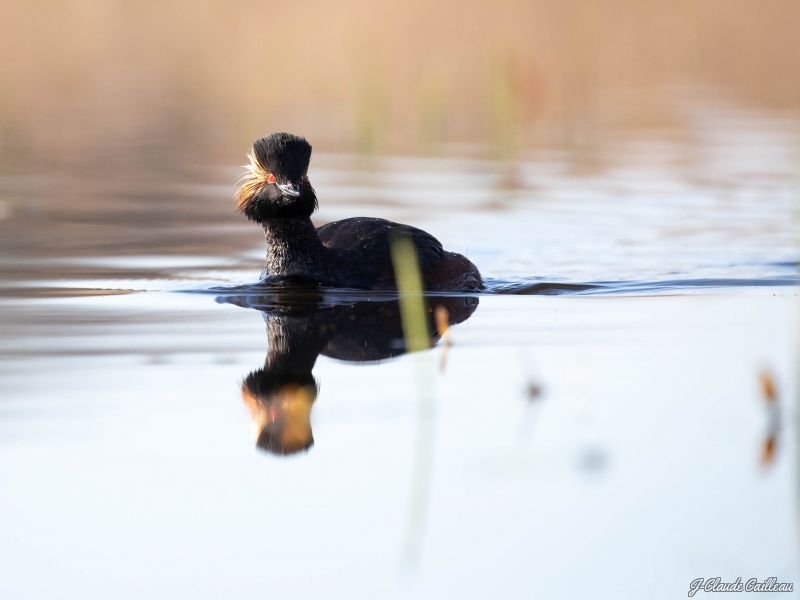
(220, 287), (478, 455)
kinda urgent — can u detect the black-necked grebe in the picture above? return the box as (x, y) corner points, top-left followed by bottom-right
(235, 132), (483, 292)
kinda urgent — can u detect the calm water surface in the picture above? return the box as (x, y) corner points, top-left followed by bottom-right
(0, 108), (798, 599)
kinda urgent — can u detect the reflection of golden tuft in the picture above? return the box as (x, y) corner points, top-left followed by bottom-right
(234, 152), (269, 214)
(242, 382), (317, 455)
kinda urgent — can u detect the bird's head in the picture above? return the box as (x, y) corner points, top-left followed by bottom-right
(241, 368), (318, 456)
(235, 132), (317, 222)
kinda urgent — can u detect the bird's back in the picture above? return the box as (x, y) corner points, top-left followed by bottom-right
(317, 217), (442, 263)
(316, 217), (481, 292)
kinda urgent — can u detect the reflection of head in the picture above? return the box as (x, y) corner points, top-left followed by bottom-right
(241, 369), (318, 456)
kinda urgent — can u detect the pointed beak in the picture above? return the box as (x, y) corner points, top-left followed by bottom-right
(276, 181), (302, 197)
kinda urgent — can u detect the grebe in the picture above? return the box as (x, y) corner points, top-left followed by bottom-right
(235, 132), (483, 292)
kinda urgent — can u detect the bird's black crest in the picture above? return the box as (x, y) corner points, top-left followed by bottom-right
(252, 132), (312, 181)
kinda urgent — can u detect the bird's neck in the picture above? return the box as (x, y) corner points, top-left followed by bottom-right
(264, 313), (322, 375)
(261, 217), (325, 280)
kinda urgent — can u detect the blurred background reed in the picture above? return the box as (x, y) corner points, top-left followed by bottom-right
(1, 0), (798, 174)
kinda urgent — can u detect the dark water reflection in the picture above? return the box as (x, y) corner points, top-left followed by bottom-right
(224, 289), (477, 455)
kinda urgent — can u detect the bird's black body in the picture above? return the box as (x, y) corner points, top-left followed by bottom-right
(236, 132), (483, 292)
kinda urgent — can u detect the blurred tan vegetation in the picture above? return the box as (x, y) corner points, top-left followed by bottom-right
(0, 0), (798, 172)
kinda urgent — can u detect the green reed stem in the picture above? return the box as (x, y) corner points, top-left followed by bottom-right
(391, 231), (436, 571)
(390, 234), (430, 352)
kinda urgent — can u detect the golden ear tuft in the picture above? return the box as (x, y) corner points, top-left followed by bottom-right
(234, 151), (269, 213)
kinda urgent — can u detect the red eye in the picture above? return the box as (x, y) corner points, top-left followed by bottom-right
(267, 174), (276, 184)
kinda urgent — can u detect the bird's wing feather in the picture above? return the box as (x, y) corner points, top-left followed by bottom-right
(316, 217), (443, 269)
